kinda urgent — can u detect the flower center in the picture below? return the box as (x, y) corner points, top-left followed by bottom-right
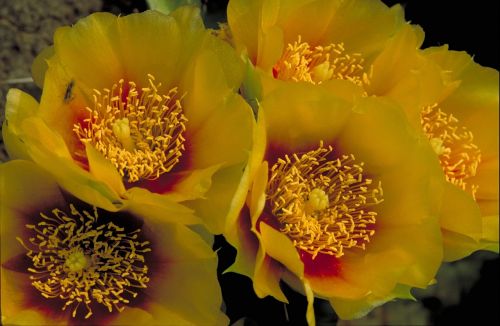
(272, 35), (370, 86)
(65, 250), (89, 272)
(421, 104), (481, 199)
(73, 74), (188, 183)
(267, 142), (383, 258)
(17, 204), (151, 319)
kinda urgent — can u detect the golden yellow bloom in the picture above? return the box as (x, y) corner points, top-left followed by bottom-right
(410, 47), (498, 260)
(225, 83), (444, 321)
(225, 0), (498, 264)
(0, 160), (227, 325)
(227, 0), (440, 107)
(2, 6), (254, 233)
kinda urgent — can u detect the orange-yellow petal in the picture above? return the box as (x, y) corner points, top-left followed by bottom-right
(0, 160), (66, 263)
(2, 89), (39, 160)
(143, 222), (226, 325)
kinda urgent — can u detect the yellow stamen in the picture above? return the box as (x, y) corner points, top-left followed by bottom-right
(74, 74), (188, 183)
(273, 35), (370, 86)
(267, 142), (383, 259)
(421, 104), (481, 199)
(17, 205), (151, 319)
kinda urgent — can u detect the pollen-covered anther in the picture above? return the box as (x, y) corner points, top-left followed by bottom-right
(272, 35), (370, 86)
(73, 74), (188, 182)
(421, 104), (481, 199)
(267, 142), (383, 259)
(17, 205), (151, 319)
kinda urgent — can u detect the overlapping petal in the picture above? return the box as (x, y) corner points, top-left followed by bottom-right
(409, 47), (499, 260)
(227, 0), (440, 111)
(3, 6), (255, 234)
(0, 160), (227, 325)
(225, 84), (444, 321)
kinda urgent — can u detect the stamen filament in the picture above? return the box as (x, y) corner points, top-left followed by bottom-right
(74, 74), (188, 182)
(273, 35), (370, 86)
(421, 104), (481, 199)
(17, 205), (151, 319)
(267, 142), (382, 258)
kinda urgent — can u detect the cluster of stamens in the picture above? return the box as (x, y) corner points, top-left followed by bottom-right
(17, 205), (151, 319)
(267, 142), (383, 258)
(73, 74), (187, 183)
(272, 35), (370, 86)
(421, 104), (481, 199)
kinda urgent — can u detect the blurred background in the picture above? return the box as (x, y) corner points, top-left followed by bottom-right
(0, 1), (498, 325)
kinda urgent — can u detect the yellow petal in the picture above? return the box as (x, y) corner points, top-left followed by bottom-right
(482, 215), (499, 244)
(257, 26), (284, 72)
(362, 221), (442, 289)
(124, 187), (201, 225)
(304, 280), (316, 326)
(188, 163), (246, 234)
(328, 284), (414, 320)
(3, 89), (40, 160)
(440, 182), (482, 241)
(252, 248), (287, 302)
(0, 268), (29, 324)
(478, 215), (499, 253)
(4, 90), (38, 136)
(188, 93), (254, 169)
(225, 209), (260, 279)
(227, 0), (267, 64)
(106, 307), (154, 325)
(1, 307), (66, 326)
(366, 23), (446, 114)
(143, 222), (225, 325)
(31, 45), (54, 88)
(224, 111), (267, 273)
(52, 12), (123, 90)
(471, 159), (499, 203)
(260, 223), (304, 278)
(2, 120), (30, 161)
(21, 117), (73, 159)
(263, 83), (352, 151)
(163, 164), (222, 202)
(278, 0), (339, 46)
(36, 59), (90, 149)
(425, 47), (499, 157)
(181, 41), (244, 132)
(441, 229), (481, 262)
(86, 143), (126, 195)
(322, 0), (405, 57)
(25, 139), (123, 212)
(115, 10), (184, 88)
(0, 161), (66, 264)
(338, 96), (417, 170)
(249, 161), (268, 226)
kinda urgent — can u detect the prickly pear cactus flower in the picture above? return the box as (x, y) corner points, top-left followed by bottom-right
(2, 6), (254, 233)
(224, 83), (445, 322)
(0, 160), (227, 325)
(226, 0), (440, 107)
(411, 47), (499, 260)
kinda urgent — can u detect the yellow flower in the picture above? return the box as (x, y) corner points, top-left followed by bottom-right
(0, 160), (227, 325)
(2, 6), (254, 233)
(224, 83), (444, 321)
(227, 0), (440, 107)
(226, 0), (497, 265)
(411, 47), (499, 260)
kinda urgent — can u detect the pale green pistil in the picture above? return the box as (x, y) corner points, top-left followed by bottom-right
(65, 251), (88, 272)
(306, 188), (330, 212)
(112, 117), (136, 151)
